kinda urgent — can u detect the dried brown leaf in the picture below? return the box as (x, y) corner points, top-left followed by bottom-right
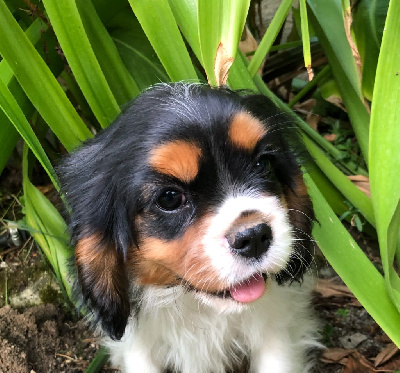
(214, 43), (234, 87)
(347, 175), (371, 198)
(306, 112), (319, 131)
(374, 343), (399, 367)
(321, 347), (355, 364)
(315, 279), (356, 299)
(343, 352), (375, 373)
(324, 133), (337, 142)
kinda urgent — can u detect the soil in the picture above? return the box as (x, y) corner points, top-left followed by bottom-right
(0, 304), (99, 373)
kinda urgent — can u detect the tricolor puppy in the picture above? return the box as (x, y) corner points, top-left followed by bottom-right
(60, 83), (318, 372)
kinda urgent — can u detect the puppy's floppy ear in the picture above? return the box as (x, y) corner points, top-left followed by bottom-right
(58, 134), (132, 340)
(75, 234), (130, 340)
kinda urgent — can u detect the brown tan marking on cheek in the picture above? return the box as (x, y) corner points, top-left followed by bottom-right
(228, 111), (267, 151)
(149, 141), (202, 183)
(75, 235), (126, 296)
(131, 216), (229, 292)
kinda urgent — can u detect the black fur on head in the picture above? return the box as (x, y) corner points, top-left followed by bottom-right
(58, 83), (314, 340)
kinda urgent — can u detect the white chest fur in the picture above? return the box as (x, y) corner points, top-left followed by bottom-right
(104, 277), (319, 373)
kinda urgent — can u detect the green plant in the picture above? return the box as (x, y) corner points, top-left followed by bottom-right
(0, 0), (399, 368)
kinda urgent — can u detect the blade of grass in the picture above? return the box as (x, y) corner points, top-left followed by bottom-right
(0, 111), (20, 175)
(169, 0), (201, 58)
(129, 0), (198, 82)
(42, 0), (120, 128)
(303, 135), (374, 226)
(0, 16), (46, 174)
(288, 65), (330, 107)
(247, 0), (294, 77)
(307, 0), (370, 163)
(369, 0), (400, 311)
(197, 0), (250, 85)
(110, 13), (170, 90)
(305, 173), (400, 347)
(0, 77), (60, 192)
(0, 0), (92, 151)
(76, 0), (140, 106)
(352, 0), (389, 100)
(299, 0), (313, 80)
(22, 146), (73, 299)
(84, 347), (109, 373)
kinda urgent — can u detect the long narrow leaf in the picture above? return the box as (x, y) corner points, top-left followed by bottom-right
(197, 0), (250, 85)
(169, 0), (201, 58)
(110, 13), (169, 90)
(369, 0), (400, 311)
(129, 0), (198, 82)
(0, 78), (60, 192)
(42, 0), (121, 128)
(307, 0), (370, 162)
(0, 0), (91, 151)
(299, 0), (313, 80)
(76, 0), (140, 106)
(0, 17), (45, 174)
(303, 135), (375, 226)
(22, 146), (72, 299)
(352, 0), (389, 100)
(305, 174), (400, 347)
(247, 0), (294, 77)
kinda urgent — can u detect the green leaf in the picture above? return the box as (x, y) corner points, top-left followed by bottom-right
(22, 146), (73, 299)
(303, 135), (375, 226)
(42, 0), (121, 128)
(76, 0), (140, 106)
(0, 15), (49, 174)
(353, 0), (390, 100)
(305, 174), (400, 347)
(299, 0), (312, 78)
(247, 0), (294, 77)
(0, 111), (20, 175)
(110, 13), (169, 90)
(369, 0), (400, 312)
(0, 0), (92, 151)
(197, 0), (250, 85)
(169, 0), (201, 58)
(84, 347), (109, 373)
(0, 77), (60, 192)
(307, 0), (370, 163)
(128, 0), (198, 82)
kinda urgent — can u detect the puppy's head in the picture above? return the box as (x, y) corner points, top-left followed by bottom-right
(59, 83), (314, 339)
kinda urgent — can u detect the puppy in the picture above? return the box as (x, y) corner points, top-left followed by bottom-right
(59, 83), (318, 372)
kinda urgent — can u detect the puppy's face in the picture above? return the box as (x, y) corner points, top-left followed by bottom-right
(60, 84), (314, 339)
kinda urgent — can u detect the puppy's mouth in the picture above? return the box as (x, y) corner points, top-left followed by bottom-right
(185, 273), (268, 303)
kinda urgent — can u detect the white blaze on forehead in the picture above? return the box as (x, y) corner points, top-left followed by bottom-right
(201, 195), (293, 284)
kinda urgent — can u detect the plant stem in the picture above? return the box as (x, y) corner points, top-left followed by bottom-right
(288, 65), (331, 107)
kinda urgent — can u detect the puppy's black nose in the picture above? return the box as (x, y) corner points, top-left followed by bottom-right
(227, 223), (272, 259)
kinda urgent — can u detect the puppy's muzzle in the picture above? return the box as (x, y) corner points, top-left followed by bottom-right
(227, 222), (272, 259)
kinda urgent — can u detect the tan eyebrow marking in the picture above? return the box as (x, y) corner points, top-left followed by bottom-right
(228, 111), (267, 151)
(149, 140), (202, 183)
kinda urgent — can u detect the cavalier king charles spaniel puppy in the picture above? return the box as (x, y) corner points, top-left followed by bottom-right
(59, 83), (319, 372)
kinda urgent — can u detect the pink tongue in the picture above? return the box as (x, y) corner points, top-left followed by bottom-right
(230, 273), (266, 303)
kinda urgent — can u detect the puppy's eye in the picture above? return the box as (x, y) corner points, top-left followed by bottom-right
(255, 155), (271, 174)
(156, 189), (187, 211)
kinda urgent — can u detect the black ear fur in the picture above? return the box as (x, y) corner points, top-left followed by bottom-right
(58, 132), (133, 340)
